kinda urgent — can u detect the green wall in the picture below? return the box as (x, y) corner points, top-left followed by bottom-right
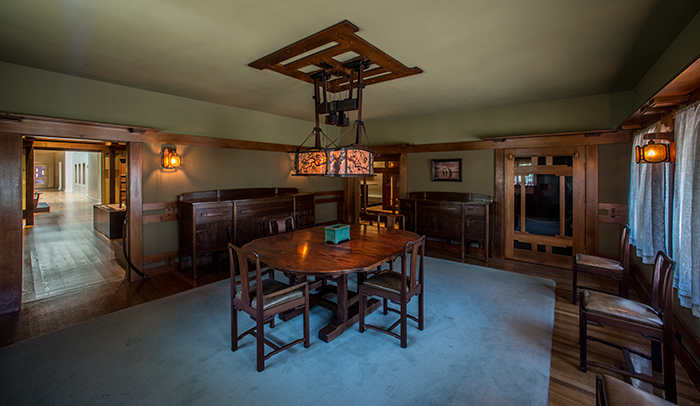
(407, 150), (495, 196)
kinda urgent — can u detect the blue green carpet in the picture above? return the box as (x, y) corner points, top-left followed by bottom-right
(0, 257), (556, 405)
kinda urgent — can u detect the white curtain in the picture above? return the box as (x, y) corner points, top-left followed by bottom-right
(673, 100), (700, 317)
(628, 122), (672, 264)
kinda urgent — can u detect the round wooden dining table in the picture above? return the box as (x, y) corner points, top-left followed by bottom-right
(242, 224), (420, 342)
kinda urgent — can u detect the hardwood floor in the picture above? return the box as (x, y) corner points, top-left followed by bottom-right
(2, 214), (699, 405)
(22, 190), (125, 301)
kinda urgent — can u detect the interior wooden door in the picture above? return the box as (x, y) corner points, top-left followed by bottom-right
(504, 146), (585, 268)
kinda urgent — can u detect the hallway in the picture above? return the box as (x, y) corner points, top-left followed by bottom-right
(23, 189), (125, 302)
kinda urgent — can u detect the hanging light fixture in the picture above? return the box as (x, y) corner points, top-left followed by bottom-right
(248, 21), (422, 178)
(291, 60), (374, 177)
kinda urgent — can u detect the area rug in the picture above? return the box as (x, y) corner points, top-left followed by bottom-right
(0, 257), (556, 406)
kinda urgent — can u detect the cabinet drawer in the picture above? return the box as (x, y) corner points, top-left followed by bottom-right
(465, 205), (485, 214)
(196, 207), (232, 223)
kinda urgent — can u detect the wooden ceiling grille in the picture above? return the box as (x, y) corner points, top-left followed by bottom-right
(248, 20), (422, 93)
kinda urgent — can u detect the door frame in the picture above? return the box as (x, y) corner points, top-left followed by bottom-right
(502, 145), (589, 268)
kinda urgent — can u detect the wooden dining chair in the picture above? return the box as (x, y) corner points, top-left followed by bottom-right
(595, 375), (675, 406)
(378, 213), (405, 230)
(228, 243), (310, 372)
(579, 251), (676, 403)
(572, 225), (630, 305)
(268, 216), (295, 236)
(359, 235), (425, 348)
(359, 210), (380, 226)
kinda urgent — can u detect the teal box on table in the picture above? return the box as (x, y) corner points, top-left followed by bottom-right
(325, 224), (350, 244)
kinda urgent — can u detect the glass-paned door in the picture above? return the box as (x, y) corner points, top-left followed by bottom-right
(505, 147), (585, 268)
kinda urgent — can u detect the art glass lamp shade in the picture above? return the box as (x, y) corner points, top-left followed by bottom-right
(635, 141), (674, 164)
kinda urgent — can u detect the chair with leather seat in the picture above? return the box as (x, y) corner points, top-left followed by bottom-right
(572, 225), (630, 305)
(228, 243), (310, 372)
(580, 251), (676, 403)
(358, 235), (425, 348)
(596, 375), (675, 406)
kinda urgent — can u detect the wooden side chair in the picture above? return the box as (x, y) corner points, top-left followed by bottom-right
(580, 251), (676, 403)
(572, 225), (630, 305)
(596, 375), (675, 406)
(359, 235), (425, 348)
(378, 213), (405, 230)
(268, 216), (295, 236)
(359, 210), (380, 226)
(228, 243), (310, 372)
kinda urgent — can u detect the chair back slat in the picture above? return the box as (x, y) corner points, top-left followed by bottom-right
(229, 243), (263, 305)
(268, 216), (295, 235)
(651, 251), (675, 319)
(380, 213), (405, 230)
(402, 235), (425, 292)
(618, 225), (630, 269)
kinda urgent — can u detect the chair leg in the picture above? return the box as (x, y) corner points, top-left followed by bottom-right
(383, 298), (388, 315)
(664, 338), (677, 403)
(651, 341), (662, 373)
(400, 296), (408, 348)
(418, 288), (424, 331)
(231, 308), (239, 351)
(572, 267), (578, 305)
(358, 286), (365, 333)
(303, 294), (310, 349)
(256, 316), (265, 372)
(580, 307), (588, 372)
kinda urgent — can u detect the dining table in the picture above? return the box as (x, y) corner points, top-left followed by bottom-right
(242, 224), (420, 342)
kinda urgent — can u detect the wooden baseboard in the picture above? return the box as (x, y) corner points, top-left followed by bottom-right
(631, 260), (700, 392)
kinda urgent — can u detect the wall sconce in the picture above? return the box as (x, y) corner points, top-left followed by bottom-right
(635, 140), (674, 164)
(161, 146), (181, 169)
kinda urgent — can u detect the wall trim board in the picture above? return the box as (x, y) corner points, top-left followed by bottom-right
(1, 113), (632, 156)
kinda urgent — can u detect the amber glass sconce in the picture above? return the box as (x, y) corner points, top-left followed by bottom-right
(161, 146), (181, 169)
(635, 133), (675, 164)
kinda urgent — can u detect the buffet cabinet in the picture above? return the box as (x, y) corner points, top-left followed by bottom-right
(179, 188), (315, 279)
(399, 192), (493, 262)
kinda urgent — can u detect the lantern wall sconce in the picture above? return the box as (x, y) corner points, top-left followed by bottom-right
(635, 132), (675, 164)
(161, 146), (181, 169)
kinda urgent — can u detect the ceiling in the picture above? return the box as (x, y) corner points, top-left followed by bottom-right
(1, 0), (699, 124)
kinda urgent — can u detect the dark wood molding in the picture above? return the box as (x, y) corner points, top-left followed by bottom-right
(493, 149), (505, 258)
(126, 142), (143, 282)
(24, 139), (35, 226)
(585, 145), (599, 256)
(373, 130), (633, 155)
(0, 133), (24, 315)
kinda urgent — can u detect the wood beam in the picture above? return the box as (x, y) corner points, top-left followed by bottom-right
(372, 130), (633, 155)
(24, 139), (34, 226)
(0, 133), (23, 315)
(127, 142), (143, 282)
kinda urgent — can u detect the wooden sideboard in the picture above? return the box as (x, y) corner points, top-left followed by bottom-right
(399, 192), (493, 262)
(179, 188), (315, 279)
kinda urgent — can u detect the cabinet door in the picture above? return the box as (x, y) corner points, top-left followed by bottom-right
(464, 205), (486, 241)
(399, 199), (416, 232)
(194, 203), (233, 253)
(235, 197), (294, 245)
(294, 194), (315, 229)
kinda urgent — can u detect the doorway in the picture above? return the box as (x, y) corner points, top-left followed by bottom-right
(503, 146), (585, 268)
(362, 154), (401, 212)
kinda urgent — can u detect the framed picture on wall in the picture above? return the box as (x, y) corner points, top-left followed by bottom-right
(431, 159), (462, 182)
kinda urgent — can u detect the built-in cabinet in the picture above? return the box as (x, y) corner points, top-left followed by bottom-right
(400, 192), (493, 262)
(179, 188), (315, 279)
